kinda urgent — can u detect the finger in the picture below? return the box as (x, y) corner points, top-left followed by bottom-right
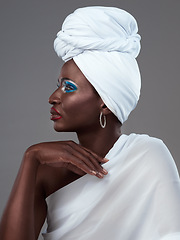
(67, 142), (108, 175)
(70, 149), (105, 174)
(64, 151), (104, 178)
(82, 151), (108, 175)
(66, 164), (101, 178)
(63, 162), (85, 176)
(81, 146), (109, 164)
(73, 143), (109, 174)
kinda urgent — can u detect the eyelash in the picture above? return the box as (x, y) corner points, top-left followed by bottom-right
(57, 80), (77, 93)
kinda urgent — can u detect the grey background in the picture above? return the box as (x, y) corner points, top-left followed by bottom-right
(0, 0), (180, 238)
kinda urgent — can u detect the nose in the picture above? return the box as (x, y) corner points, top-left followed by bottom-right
(49, 89), (61, 105)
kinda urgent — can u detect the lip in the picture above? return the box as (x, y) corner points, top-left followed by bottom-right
(50, 107), (62, 121)
(50, 107), (61, 115)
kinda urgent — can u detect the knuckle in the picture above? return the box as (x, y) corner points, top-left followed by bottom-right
(61, 143), (72, 152)
(67, 140), (75, 146)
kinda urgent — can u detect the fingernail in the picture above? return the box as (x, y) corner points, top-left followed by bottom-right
(102, 169), (108, 174)
(97, 172), (104, 178)
(103, 158), (109, 162)
(90, 170), (97, 175)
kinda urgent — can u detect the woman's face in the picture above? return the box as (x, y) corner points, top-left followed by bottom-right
(49, 59), (103, 132)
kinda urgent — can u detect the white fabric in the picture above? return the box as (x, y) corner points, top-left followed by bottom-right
(54, 7), (141, 123)
(43, 134), (180, 240)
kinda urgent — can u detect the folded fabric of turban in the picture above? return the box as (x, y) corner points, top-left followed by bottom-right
(54, 6), (141, 124)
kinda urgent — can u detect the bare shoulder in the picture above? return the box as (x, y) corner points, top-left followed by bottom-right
(36, 164), (82, 198)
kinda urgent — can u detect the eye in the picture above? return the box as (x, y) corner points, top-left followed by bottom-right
(62, 80), (77, 93)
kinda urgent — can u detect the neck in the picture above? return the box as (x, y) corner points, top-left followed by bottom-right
(77, 119), (122, 158)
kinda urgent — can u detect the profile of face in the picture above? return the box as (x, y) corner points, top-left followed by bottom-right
(49, 59), (104, 133)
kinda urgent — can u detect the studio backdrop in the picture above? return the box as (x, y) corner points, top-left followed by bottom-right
(0, 1), (180, 239)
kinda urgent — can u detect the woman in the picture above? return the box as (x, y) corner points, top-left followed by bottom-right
(0, 6), (180, 240)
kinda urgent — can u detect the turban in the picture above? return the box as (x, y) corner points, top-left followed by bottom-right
(54, 6), (141, 124)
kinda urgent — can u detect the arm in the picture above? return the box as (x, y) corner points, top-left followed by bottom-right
(0, 141), (108, 240)
(0, 150), (41, 240)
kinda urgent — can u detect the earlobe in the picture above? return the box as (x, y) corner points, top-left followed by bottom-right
(100, 103), (111, 115)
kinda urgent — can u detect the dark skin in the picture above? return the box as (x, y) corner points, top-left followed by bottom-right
(0, 59), (122, 240)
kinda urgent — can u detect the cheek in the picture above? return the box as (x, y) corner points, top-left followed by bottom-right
(62, 93), (100, 117)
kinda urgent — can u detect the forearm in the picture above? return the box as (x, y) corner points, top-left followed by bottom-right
(0, 150), (40, 240)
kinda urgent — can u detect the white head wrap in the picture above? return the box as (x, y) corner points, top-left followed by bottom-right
(54, 6), (141, 124)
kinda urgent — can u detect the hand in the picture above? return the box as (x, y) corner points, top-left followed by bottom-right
(27, 141), (108, 178)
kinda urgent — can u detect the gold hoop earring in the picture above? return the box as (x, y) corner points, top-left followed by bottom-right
(99, 112), (106, 128)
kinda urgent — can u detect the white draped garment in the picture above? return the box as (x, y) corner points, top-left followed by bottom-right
(43, 134), (180, 240)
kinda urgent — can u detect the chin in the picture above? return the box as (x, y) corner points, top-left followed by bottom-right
(52, 122), (63, 132)
(53, 123), (74, 133)
(53, 125), (64, 132)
